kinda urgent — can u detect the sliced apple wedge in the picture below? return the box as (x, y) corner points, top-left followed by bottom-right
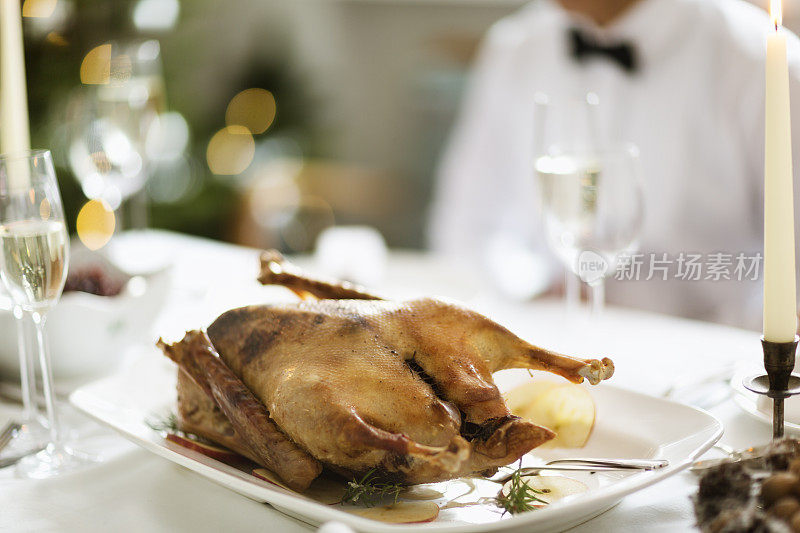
(303, 476), (347, 504)
(348, 502), (440, 523)
(166, 433), (244, 463)
(252, 468), (292, 491)
(400, 485), (445, 501)
(504, 381), (596, 448)
(500, 475), (588, 506)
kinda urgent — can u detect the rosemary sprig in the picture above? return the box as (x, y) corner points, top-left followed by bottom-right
(495, 467), (549, 515)
(145, 411), (180, 434)
(342, 469), (404, 507)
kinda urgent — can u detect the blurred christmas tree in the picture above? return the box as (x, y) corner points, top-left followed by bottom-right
(21, 0), (313, 241)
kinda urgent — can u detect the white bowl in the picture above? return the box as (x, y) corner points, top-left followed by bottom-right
(0, 244), (171, 380)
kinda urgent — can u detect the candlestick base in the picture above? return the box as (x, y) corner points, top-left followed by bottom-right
(742, 336), (800, 439)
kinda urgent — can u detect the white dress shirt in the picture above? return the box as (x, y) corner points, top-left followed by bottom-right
(430, 0), (800, 329)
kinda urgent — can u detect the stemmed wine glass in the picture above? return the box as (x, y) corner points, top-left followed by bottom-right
(0, 149), (94, 477)
(535, 144), (643, 314)
(67, 39), (165, 229)
(533, 93), (601, 309)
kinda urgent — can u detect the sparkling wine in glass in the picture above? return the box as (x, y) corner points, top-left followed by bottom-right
(0, 149), (96, 477)
(0, 220), (67, 308)
(535, 146), (643, 313)
(533, 93), (600, 308)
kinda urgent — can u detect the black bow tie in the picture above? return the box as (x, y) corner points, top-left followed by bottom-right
(569, 28), (638, 74)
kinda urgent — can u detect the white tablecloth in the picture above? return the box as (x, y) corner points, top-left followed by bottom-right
(0, 231), (774, 532)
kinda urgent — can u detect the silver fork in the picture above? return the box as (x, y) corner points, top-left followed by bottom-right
(0, 446), (46, 469)
(546, 458), (669, 470)
(494, 458), (669, 482)
(0, 421), (48, 470)
(0, 421), (20, 454)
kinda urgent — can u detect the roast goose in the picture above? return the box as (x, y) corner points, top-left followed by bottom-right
(158, 251), (614, 491)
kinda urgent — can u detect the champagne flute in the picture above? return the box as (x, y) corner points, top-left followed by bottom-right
(0, 149), (92, 477)
(532, 93), (600, 308)
(67, 39), (166, 229)
(535, 144), (643, 314)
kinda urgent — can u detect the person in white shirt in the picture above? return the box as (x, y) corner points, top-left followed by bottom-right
(429, 0), (800, 329)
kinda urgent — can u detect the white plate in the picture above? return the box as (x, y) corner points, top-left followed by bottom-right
(70, 353), (722, 533)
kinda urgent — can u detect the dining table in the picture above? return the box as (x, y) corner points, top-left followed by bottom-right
(0, 230), (775, 532)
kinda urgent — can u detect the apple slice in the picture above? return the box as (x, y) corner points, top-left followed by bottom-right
(166, 433), (244, 463)
(504, 381), (596, 448)
(348, 502), (439, 523)
(500, 475), (588, 506)
(400, 485), (445, 501)
(252, 468), (292, 491)
(303, 477), (347, 504)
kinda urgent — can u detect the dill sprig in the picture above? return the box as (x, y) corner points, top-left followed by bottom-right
(342, 469), (404, 507)
(495, 467), (549, 515)
(146, 411), (180, 434)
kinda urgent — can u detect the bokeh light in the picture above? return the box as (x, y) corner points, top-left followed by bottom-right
(206, 126), (255, 175)
(133, 0), (179, 31)
(147, 156), (199, 204)
(25, 0), (69, 37)
(45, 32), (68, 46)
(76, 200), (115, 251)
(239, 158), (337, 252)
(225, 88), (276, 135)
(39, 198), (51, 220)
(22, 0), (57, 18)
(80, 44), (111, 85)
(146, 112), (189, 162)
(136, 40), (161, 63)
(109, 53), (132, 85)
(279, 196), (336, 253)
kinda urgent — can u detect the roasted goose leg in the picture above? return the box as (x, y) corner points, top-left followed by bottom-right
(158, 331), (322, 491)
(258, 250), (381, 300)
(175, 369), (254, 460)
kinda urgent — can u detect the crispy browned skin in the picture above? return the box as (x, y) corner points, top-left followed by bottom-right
(206, 298), (612, 483)
(258, 250), (612, 386)
(258, 250), (382, 300)
(158, 331), (322, 491)
(175, 370), (257, 462)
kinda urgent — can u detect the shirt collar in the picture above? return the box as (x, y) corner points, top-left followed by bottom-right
(545, 0), (692, 66)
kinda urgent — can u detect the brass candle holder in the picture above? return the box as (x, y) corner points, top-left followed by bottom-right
(743, 335), (800, 439)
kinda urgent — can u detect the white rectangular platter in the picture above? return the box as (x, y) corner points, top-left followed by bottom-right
(70, 353), (722, 533)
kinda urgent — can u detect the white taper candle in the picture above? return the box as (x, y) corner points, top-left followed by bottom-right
(764, 1), (798, 342)
(0, 0), (31, 190)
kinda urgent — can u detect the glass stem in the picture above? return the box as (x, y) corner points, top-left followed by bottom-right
(130, 188), (149, 230)
(565, 271), (580, 310)
(31, 312), (59, 446)
(25, 315), (38, 418)
(15, 307), (36, 422)
(590, 279), (605, 315)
